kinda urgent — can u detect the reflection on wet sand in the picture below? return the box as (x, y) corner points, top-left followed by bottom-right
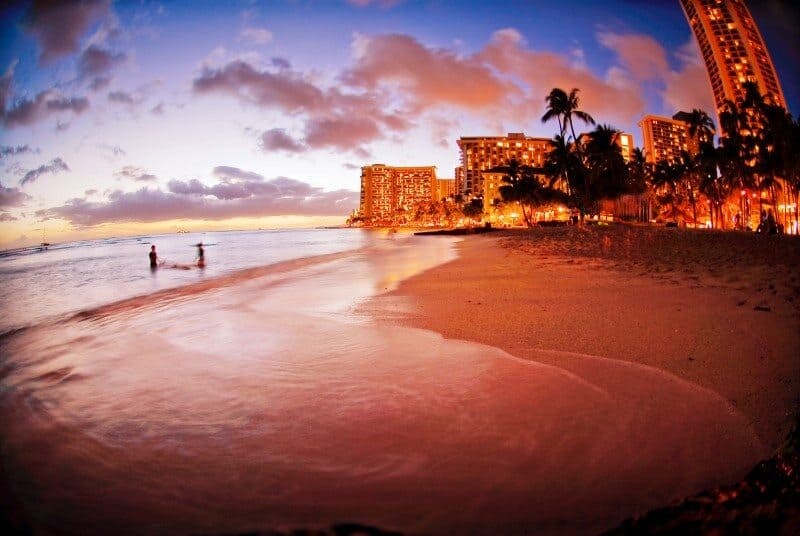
(1, 235), (764, 535)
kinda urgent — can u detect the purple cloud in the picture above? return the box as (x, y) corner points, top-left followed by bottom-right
(79, 44), (126, 88)
(193, 60), (326, 113)
(41, 176), (359, 227)
(114, 165), (157, 182)
(108, 90), (135, 104)
(193, 59), (412, 154)
(305, 116), (381, 151)
(20, 157), (70, 187)
(3, 90), (90, 128)
(271, 57), (291, 69)
(1, 145), (37, 158)
(0, 183), (32, 208)
(23, 0), (112, 64)
(212, 166), (265, 183)
(0, 213), (17, 222)
(261, 128), (306, 153)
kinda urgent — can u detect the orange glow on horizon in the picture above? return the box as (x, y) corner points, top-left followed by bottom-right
(0, 215), (347, 249)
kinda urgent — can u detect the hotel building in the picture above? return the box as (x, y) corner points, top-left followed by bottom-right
(680, 0), (786, 123)
(436, 178), (457, 201)
(359, 164), (437, 224)
(638, 114), (696, 164)
(456, 133), (551, 197)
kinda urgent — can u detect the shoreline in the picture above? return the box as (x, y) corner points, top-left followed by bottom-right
(361, 225), (800, 530)
(368, 225), (799, 449)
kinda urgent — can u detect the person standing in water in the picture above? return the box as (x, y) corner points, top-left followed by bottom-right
(196, 242), (205, 268)
(149, 245), (158, 270)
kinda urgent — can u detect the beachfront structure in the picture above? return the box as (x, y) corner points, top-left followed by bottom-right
(576, 131), (637, 163)
(436, 178), (457, 201)
(616, 132), (635, 163)
(359, 164), (437, 224)
(638, 114), (696, 164)
(680, 0), (786, 126)
(457, 133), (551, 197)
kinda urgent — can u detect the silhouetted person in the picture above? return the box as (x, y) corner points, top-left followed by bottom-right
(149, 245), (158, 270)
(196, 243), (205, 268)
(756, 211), (767, 233)
(767, 209), (777, 234)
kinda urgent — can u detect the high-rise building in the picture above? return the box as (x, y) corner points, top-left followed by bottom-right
(435, 178), (456, 201)
(680, 0), (786, 122)
(576, 131), (637, 163)
(359, 164), (437, 224)
(638, 114), (695, 164)
(456, 133), (551, 197)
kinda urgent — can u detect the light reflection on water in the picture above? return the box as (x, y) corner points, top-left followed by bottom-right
(0, 228), (369, 333)
(0, 233), (765, 535)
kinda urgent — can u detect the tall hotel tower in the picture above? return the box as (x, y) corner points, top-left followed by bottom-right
(679, 0), (786, 121)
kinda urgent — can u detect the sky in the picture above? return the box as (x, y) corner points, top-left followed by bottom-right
(1, 0), (798, 248)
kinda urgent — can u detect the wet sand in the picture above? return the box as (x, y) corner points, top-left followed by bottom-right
(1, 227), (796, 534)
(363, 225), (800, 529)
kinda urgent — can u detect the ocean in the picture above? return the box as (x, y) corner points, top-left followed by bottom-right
(0, 228), (368, 334)
(0, 228), (763, 534)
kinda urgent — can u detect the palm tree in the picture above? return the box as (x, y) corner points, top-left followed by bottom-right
(627, 147), (653, 222)
(496, 159), (566, 227)
(542, 88), (596, 144)
(719, 98), (758, 221)
(685, 108), (715, 146)
(651, 160), (685, 224)
(542, 88), (568, 136)
(583, 124), (628, 202)
(543, 134), (575, 195)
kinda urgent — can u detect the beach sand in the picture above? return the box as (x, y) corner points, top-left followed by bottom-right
(2, 226), (797, 534)
(362, 224), (799, 529)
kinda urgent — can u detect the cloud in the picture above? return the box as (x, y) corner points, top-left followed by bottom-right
(193, 59), (411, 153)
(193, 60), (326, 112)
(0, 65), (12, 113)
(108, 90), (135, 104)
(105, 144), (126, 157)
(661, 37), (715, 117)
(304, 115), (381, 151)
(271, 57), (291, 69)
(479, 28), (646, 126)
(347, 0), (403, 7)
(597, 32), (669, 81)
(212, 166), (265, 183)
(260, 128), (306, 152)
(0, 213), (17, 222)
(23, 0), (112, 63)
(78, 44), (126, 88)
(240, 26), (273, 45)
(3, 90), (90, 128)
(0, 184), (32, 208)
(150, 102), (165, 115)
(114, 165), (157, 182)
(1, 145), (37, 158)
(41, 175), (359, 227)
(342, 33), (516, 110)
(20, 157), (70, 187)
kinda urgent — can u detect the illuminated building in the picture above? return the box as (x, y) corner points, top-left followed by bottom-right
(436, 178), (456, 201)
(576, 131), (637, 163)
(638, 114), (695, 164)
(359, 164), (437, 224)
(457, 133), (551, 197)
(616, 132), (634, 163)
(680, 0), (786, 125)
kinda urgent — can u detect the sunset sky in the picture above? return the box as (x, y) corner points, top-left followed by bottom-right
(1, 0), (798, 247)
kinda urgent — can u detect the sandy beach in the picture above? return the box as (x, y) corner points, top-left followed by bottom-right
(2, 226), (798, 535)
(362, 224), (800, 529)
